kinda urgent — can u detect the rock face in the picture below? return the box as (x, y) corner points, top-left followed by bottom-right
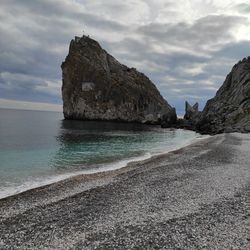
(62, 35), (176, 125)
(172, 101), (201, 131)
(184, 101), (199, 120)
(196, 57), (250, 134)
(161, 109), (178, 128)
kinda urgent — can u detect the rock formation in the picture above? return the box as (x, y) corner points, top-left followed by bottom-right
(161, 109), (178, 128)
(169, 101), (201, 131)
(184, 101), (199, 120)
(196, 57), (250, 134)
(62, 35), (176, 125)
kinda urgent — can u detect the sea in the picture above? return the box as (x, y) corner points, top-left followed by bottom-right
(0, 108), (205, 199)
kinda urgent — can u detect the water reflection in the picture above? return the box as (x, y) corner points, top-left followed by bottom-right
(51, 120), (177, 171)
(0, 109), (196, 198)
(60, 119), (158, 132)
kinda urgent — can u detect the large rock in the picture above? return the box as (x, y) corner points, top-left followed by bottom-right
(61, 35), (176, 124)
(196, 57), (250, 134)
(161, 108), (177, 128)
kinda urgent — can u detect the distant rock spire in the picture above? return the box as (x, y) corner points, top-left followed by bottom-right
(184, 101), (199, 120)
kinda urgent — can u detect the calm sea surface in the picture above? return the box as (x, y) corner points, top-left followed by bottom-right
(0, 108), (204, 198)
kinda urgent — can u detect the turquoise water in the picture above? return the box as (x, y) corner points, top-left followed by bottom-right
(0, 108), (203, 198)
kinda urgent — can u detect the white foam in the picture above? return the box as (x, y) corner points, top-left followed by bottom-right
(0, 153), (152, 199)
(0, 134), (209, 200)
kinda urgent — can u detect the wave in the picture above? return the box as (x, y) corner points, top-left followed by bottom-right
(0, 134), (209, 200)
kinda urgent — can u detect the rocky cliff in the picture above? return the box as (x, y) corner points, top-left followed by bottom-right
(62, 35), (176, 125)
(196, 57), (250, 134)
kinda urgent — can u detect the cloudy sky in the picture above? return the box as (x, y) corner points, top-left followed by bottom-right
(0, 0), (250, 113)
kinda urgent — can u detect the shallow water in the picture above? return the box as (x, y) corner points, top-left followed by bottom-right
(0, 108), (204, 198)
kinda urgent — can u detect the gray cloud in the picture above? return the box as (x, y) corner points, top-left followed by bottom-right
(236, 3), (250, 13)
(137, 15), (248, 54)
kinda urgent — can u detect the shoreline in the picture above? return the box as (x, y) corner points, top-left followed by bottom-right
(0, 132), (208, 200)
(0, 132), (249, 249)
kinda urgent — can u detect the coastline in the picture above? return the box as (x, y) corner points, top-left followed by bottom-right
(0, 131), (207, 200)
(0, 133), (250, 249)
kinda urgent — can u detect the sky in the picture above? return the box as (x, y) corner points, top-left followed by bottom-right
(0, 0), (250, 114)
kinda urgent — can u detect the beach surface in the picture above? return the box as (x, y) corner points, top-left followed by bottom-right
(0, 133), (249, 249)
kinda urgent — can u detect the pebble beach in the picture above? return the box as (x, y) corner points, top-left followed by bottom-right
(0, 133), (249, 249)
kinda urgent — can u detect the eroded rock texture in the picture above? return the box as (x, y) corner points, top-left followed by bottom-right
(184, 101), (199, 120)
(197, 57), (250, 134)
(62, 35), (176, 125)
